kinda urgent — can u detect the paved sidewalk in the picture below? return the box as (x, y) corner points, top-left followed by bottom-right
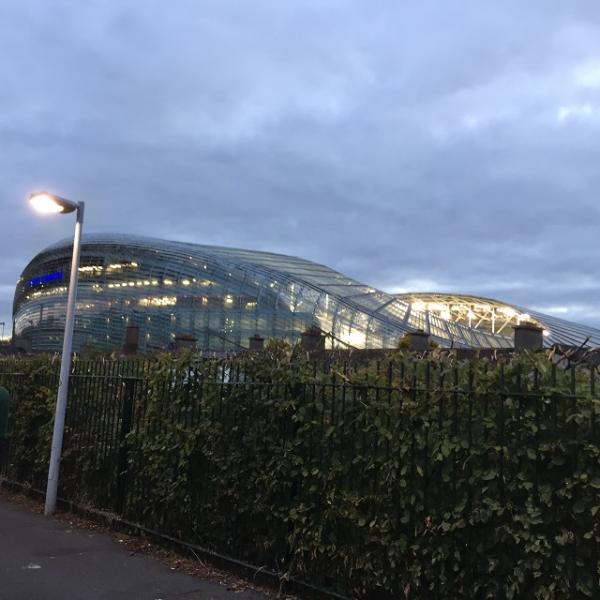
(0, 497), (267, 600)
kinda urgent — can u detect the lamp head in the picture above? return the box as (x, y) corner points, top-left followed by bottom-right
(29, 192), (78, 214)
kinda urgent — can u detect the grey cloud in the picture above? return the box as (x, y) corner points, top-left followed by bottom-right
(2, 1), (600, 332)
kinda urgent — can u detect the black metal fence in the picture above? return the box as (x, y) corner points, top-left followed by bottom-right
(1, 355), (599, 598)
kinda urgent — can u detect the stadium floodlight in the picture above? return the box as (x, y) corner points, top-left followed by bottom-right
(29, 191), (85, 516)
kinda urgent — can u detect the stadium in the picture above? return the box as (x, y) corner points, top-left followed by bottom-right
(12, 234), (600, 353)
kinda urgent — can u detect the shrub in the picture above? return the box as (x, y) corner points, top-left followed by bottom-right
(2, 348), (599, 598)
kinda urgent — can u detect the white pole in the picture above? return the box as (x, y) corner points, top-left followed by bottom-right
(44, 202), (84, 516)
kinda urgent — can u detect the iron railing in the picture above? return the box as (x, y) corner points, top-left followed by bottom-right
(1, 356), (599, 598)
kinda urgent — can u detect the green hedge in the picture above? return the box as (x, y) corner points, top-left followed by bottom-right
(1, 346), (600, 599)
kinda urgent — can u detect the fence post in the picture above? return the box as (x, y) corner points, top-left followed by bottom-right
(513, 323), (543, 351)
(248, 334), (264, 351)
(0, 386), (9, 472)
(114, 377), (135, 514)
(301, 326), (325, 353)
(122, 325), (139, 355)
(408, 329), (430, 352)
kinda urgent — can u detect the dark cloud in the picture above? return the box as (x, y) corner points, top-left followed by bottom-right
(2, 0), (600, 334)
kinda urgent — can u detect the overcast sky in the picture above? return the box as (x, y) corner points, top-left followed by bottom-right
(2, 1), (600, 333)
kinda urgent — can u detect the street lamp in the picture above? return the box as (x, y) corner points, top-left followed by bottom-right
(29, 191), (84, 516)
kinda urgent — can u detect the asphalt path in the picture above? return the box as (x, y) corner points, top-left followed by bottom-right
(0, 497), (267, 600)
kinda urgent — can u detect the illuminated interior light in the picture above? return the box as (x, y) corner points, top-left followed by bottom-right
(427, 302), (445, 311)
(164, 279), (173, 285)
(182, 279), (190, 286)
(151, 280), (159, 286)
(339, 330), (366, 348)
(139, 296), (177, 307)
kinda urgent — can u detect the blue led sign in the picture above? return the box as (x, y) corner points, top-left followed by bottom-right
(28, 271), (63, 287)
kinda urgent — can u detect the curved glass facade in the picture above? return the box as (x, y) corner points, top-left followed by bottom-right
(12, 234), (600, 352)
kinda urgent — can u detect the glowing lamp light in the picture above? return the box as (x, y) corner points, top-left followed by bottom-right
(29, 192), (78, 214)
(30, 194), (64, 213)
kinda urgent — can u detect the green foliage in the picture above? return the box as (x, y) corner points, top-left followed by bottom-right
(397, 334), (411, 349)
(0, 355), (57, 486)
(2, 348), (600, 598)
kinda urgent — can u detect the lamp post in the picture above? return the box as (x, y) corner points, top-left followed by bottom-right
(29, 191), (84, 516)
